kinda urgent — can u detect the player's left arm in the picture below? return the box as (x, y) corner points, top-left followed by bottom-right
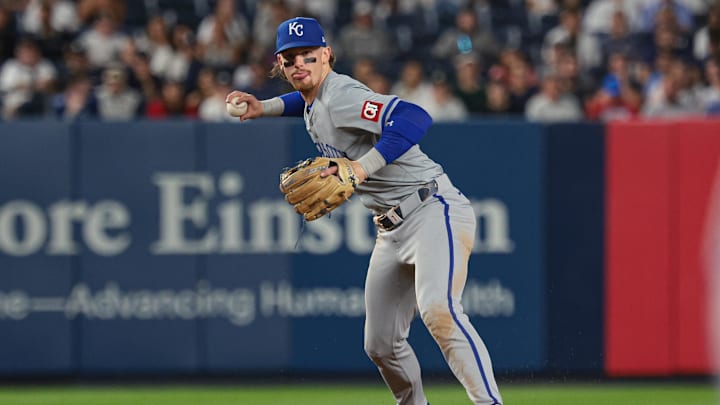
(325, 84), (432, 183)
(325, 100), (432, 184)
(356, 100), (432, 177)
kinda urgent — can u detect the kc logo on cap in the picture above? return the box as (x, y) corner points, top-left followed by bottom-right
(275, 17), (327, 55)
(288, 21), (304, 36)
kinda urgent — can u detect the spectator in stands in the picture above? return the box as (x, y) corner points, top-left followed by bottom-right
(638, 0), (694, 33)
(642, 50), (675, 96)
(146, 80), (196, 119)
(336, 1), (395, 68)
(373, 0), (431, 58)
(27, 0), (75, 61)
(198, 71), (237, 121)
(585, 80), (642, 121)
(196, 0), (250, 69)
(166, 24), (202, 87)
(390, 59), (435, 111)
(301, 0), (339, 33)
(642, 57), (704, 117)
(125, 50), (162, 105)
(488, 48), (537, 114)
(489, 49), (520, 87)
(681, 0), (712, 16)
(585, 52), (643, 121)
(693, 4), (720, 62)
(134, 15), (174, 81)
(378, 0), (439, 39)
(700, 56), (720, 114)
(525, 0), (560, 36)
(484, 80), (513, 115)
(539, 40), (566, 77)
(431, 6), (499, 68)
(75, 0), (125, 28)
(74, 11), (130, 71)
(187, 66), (228, 114)
(0, 37), (57, 119)
(366, 71), (392, 94)
(598, 52), (635, 100)
(598, 10), (639, 66)
(434, 0), (469, 23)
(0, 6), (19, 62)
(6, 0), (720, 122)
(51, 74), (97, 120)
(55, 42), (91, 88)
(504, 53), (539, 114)
(251, 0), (293, 63)
(234, 60), (285, 101)
(423, 70), (469, 121)
(553, 45), (597, 103)
(542, 7), (603, 74)
(525, 72), (584, 121)
(452, 52), (487, 114)
(231, 60), (252, 89)
(20, 0), (79, 37)
(582, 0), (641, 35)
(673, 57), (706, 104)
(95, 65), (143, 120)
(351, 57), (377, 87)
(643, 4), (692, 60)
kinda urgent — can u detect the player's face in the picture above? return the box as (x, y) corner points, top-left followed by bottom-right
(278, 47), (330, 92)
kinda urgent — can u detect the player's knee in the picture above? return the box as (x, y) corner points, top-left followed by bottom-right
(364, 337), (393, 363)
(420, 305), (455, 347)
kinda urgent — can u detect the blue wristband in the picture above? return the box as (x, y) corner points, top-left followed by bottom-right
(279, 92), (305, 117)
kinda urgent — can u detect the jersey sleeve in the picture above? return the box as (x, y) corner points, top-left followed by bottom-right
(325, 82), (400, 135)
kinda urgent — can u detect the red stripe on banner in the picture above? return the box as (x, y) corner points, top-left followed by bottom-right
(605, 122), (674, 376)
(705, 158), (720, 376)
(675, 121), (720, 374)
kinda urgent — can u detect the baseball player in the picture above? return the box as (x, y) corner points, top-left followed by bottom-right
(226, 17), (503, 405)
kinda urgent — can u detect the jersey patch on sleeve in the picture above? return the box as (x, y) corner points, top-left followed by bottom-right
(361, 100), (383, 122)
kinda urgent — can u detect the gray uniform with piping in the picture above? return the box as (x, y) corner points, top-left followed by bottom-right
(302, 70), (503, 405)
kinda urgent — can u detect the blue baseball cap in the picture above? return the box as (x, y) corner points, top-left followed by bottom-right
(275, 17), (327, 55)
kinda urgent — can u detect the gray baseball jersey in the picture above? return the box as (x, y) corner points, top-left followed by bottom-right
(301, 71), (503, 405)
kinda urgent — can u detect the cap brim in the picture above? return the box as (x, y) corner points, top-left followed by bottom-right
(275, 41), (326, 55)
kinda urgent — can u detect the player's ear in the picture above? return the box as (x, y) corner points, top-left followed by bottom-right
(322, 47), (331, 64)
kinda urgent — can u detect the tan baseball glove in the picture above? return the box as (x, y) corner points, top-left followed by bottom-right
(279, 157), (358, 221)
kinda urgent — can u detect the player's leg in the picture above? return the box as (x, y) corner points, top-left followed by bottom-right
(364, 233), (427, 405)
(409, 192), (503, 405)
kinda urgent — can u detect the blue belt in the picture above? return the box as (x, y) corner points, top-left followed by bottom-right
(374, 179), (439, 231)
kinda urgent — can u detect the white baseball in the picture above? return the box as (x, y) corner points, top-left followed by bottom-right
(226, 97), (248, 117)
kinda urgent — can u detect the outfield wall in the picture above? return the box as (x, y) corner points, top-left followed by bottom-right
(605, 121), (720, 377)
(0, 119), (715, 377)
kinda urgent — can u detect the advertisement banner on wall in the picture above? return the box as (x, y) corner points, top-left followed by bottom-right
(0, 123), (75, 374)
(74, 121), (202, 373)
(605, 120), (720, 376)
(0, 121), (547, 375)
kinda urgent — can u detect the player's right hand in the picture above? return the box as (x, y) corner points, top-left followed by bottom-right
(320, 159), (367, 185)
(225, 91), (262, 121)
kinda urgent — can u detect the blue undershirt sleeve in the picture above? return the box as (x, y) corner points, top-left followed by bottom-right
(279, 91), (305, 117)
(374, 101), (433, 164)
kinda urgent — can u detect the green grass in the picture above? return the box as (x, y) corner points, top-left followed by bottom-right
(0, 382), (716, 405)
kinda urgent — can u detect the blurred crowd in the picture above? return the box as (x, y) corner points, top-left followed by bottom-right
(0, 0), (719, 123)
